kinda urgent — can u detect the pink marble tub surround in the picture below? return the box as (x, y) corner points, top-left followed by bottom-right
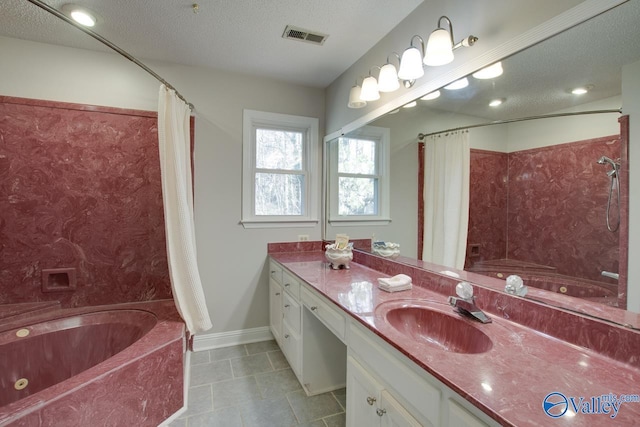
(270, 251), (640, 426)
(0, 300), (185, 427)
(0, 96), (172, 307)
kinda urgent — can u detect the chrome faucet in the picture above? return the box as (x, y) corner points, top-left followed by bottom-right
(448, 282), (492, 324)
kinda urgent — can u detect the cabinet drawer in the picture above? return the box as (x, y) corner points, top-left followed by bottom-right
(282, 322), (301, 376)
(283, 292), (301, 334)
(269, 261), (283, 284)
(300, 286), (346, 341)
(282, 271), (301, 299)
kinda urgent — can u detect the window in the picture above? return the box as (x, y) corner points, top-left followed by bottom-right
(329, 126), (390, 225)
(242, 110), (319, 228)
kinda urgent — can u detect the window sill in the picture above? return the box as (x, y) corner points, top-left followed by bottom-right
(240, 219), (319, 229)
(328, 218), (392, 227)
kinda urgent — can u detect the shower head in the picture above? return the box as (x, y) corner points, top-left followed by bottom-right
(597, 155), (621, 178)
(596, 156), (620, 168)
(597, 155), (614, 165)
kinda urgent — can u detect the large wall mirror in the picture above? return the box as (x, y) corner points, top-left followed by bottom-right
(325, 1), (640, 323)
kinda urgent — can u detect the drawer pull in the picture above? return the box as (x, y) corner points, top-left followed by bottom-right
(366, 396), (376, 406)
(310, 306), (318, 311)
(284, 304), (290, 308)
(376, 408), (387, 417)
(285, 283), (290, 287)
(271, 270), (276, 273)
(284, 334), (290, 339)
(275, 292), (281, 296)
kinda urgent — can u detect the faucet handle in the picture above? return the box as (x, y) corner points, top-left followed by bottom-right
(455, 281), (474, 299)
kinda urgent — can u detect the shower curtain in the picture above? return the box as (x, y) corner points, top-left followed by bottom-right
(422, 131), (470, 270)
(158, 85), (212, 334)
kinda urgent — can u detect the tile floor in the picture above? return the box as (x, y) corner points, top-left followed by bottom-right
(169, 340), (346, 427)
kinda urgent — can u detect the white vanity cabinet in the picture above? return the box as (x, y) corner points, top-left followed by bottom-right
(268, 260), (284, 344)
(269, 260), (347, 395)
(269, 258), (498, 427)
(268, 279), (283, 344)
(347, 356), (421, 427)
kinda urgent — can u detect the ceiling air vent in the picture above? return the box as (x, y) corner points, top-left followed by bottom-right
(282, 25), (328, 46)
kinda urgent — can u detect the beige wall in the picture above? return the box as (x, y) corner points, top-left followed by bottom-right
(0, 36), (325, 334)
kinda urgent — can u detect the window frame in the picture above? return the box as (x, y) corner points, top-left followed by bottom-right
(328, 125), (391, 226)
(242, 109), (319, 228)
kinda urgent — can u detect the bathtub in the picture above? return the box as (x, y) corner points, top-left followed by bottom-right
(468, 259), (618, 305)
(0, 300), (185, 426)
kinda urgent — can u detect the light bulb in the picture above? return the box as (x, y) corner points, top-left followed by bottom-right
(398, 47), (424, 80)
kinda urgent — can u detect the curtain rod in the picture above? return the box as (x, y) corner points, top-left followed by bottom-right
(417, 109), (621, 140)
(26, 0), (195, 110)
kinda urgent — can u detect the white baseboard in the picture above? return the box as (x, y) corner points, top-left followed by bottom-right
(192, 326), (274, 351)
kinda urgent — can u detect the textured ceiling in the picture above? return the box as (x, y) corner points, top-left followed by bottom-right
(395, 0), (640, 122)
(0, 0), (423, 88)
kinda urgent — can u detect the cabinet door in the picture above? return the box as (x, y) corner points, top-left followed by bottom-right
(347, 356), (383, 427)
(269, 279), (283, 344)
(379, 390), (422, 427)
(447, 399), (489, 427)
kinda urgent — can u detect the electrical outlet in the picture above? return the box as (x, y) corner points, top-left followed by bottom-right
(298, 234), (309, 241)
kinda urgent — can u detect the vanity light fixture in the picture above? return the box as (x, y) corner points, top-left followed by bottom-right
(347, 78), (367, 109)
(378, 53), (401, 93)
(421, 90), (441, 101)
(424, 16), (478, 66)
(489, 98), (505, 107)
(403, 101), (417, 108)
(472, 61), (503, 79)
(62, 4), (97, 27)
(398, 35), (425, 81)
(360, 67), (381, 101)
(444, 77), (469, 90)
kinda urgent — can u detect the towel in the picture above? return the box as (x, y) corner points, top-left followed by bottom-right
(377, 274), (412, 292)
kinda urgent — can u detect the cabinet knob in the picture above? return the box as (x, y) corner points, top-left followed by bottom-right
(366, 396), (376, 406)
(376, 408), (387, 417)
(284, 304), (290, 308)
(284, 334), (290, 339)
(310, 306), (318, 311)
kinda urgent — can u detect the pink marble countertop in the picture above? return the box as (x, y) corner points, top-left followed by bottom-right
(270, 251), (640, 426)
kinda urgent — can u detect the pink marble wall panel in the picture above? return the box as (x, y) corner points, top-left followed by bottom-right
(267, 241), (324, 253)
(465, 149), (508, 268)
(0, 96), (172, 307)
(507, 136), (621, 282)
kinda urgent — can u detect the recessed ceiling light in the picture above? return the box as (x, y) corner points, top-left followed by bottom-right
(444, 77), (469, 90)
(62, 4), (97, 27)
(571, 86), (589, 95)
(472, 62), (503, 79)
(421, 90), (441, 101)
(403, 101), (417, 108)
(489, 98), (504, 107)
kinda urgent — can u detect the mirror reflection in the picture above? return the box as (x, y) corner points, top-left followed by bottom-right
(326, 1), (639, 314)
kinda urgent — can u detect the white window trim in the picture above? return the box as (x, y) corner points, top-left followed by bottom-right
(242, 109), (319, 228)
(328, 125), (391, 226)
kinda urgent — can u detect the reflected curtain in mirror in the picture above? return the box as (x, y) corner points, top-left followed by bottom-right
(422, 131), (470, 269)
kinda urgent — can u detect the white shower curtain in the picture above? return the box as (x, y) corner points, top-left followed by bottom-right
(158, 85), (212, 334)
(422, 131), (470, 269)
